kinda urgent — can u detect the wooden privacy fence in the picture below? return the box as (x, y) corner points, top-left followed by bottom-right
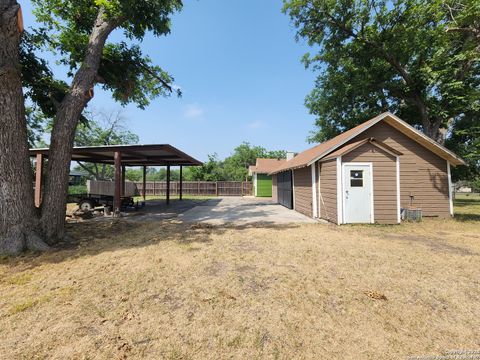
(135, 181), (253, 197)
(87, 180), (137, 197)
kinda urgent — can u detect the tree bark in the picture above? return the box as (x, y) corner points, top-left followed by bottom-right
(0, 0), (49, 254)
(40, 9), (117, 243)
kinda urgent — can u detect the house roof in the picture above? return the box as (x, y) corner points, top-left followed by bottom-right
(249, 158), (287, 175)
(270, 112), (465, 174)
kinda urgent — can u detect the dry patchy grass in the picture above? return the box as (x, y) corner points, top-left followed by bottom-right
(1, 208), (479, 359)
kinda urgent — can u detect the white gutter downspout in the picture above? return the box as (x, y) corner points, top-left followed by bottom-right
(396, 157), (401, 223)
(336, 156), (343, 224)
(447, 161), (453, 216)
(311, 163), (318, 218)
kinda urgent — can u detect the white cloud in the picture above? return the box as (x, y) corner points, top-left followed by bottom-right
(247, 121), (263, 129)
(184, 103), (205, 119)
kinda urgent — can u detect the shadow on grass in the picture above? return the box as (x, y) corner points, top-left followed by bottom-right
(453, 197), (480, 222)
(453, 213), (480, 222)
(454, 198), (480, 207)
(0, 218), (303, 271)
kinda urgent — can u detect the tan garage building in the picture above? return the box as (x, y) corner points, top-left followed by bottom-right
(270, 112), (465, 224)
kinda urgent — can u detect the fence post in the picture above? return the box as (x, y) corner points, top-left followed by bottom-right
(153, 181), (156, 196)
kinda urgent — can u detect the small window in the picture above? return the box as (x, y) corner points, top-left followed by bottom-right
(350, 170), (363, 187)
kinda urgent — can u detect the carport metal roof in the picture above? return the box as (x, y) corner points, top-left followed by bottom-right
(30, 144), (202, 213)
(29, 144), (203, 167)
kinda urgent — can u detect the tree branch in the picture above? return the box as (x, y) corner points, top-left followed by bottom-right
(139, 63), (173, 93)
(323, 11), (431, 132)
(77, 161), (97, 179)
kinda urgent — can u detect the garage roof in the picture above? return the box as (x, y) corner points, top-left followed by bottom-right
(270, 112), (465, 174)
(249, 158), (287, 175)
(29, 144), (203, 167)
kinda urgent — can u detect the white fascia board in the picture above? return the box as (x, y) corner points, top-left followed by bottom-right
(311, 163), (318, 218)
(447, 161), (453, 216)
(336, 156), (343, 225)
(396, 156), (401, 223)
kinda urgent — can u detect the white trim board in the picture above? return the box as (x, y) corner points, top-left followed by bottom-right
(370, 164), (375, 223)
(336, 157), (343, 224)
(311, 163), (318, 218)
(317, 161), (321, 218)
(447, 161), (453, 216)
(396, 157), (401, 223)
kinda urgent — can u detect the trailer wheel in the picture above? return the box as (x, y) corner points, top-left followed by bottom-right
(79, 199), (94, 212)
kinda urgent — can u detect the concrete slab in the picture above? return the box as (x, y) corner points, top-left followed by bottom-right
(178, 197), (316, 224)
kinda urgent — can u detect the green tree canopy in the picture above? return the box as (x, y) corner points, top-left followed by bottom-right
(72, 109), (139, 180)
(188, 143), (287, 182)
(283, 0), (479, 147)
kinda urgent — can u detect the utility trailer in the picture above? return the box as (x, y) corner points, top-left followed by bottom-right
(67, 193), (138, 212)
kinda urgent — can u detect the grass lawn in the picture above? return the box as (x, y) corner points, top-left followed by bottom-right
(452, 193), (480, 222)
(1, 198), (479, 359)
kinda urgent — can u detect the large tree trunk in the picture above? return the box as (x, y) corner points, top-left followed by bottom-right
(39, 9), (116, 243)
(0, 0), (49, 254)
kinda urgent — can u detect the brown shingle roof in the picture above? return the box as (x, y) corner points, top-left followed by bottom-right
(270, 112), (465, 174)
(250, 158), (287, 174)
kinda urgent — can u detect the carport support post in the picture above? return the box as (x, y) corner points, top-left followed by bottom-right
(142, 166), (147, 200)
(121, 165), (126, 196)
(179, 166), (183, 200)
(114, 151), (122, 215)
(166, 165), (171, 205)
(34, 153), (43, 208)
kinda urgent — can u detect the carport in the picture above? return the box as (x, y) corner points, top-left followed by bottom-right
(30, 144), (202, 213)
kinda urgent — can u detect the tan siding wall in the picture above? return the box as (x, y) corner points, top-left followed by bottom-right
(293, 166), (312, 217)
(349, 122), (450, 217)
(319, 159), (337, 223)
(272, 174), (278, 203)
(342, 143), (397, 224)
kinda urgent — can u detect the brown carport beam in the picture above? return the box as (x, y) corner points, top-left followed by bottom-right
(34, 153), (43, 208)
(166, 165), (171, 205)
(114, 151), (122, 214)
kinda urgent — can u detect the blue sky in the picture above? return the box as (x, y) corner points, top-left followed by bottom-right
(22, 0), (318, 161)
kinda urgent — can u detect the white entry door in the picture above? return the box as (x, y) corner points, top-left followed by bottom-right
(343, 163), (373, 223)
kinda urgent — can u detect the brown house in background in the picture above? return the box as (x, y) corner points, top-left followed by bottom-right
(270, 112), (465, 224)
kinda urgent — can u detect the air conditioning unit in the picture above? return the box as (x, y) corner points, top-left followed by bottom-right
(401, 208), (422, 222)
